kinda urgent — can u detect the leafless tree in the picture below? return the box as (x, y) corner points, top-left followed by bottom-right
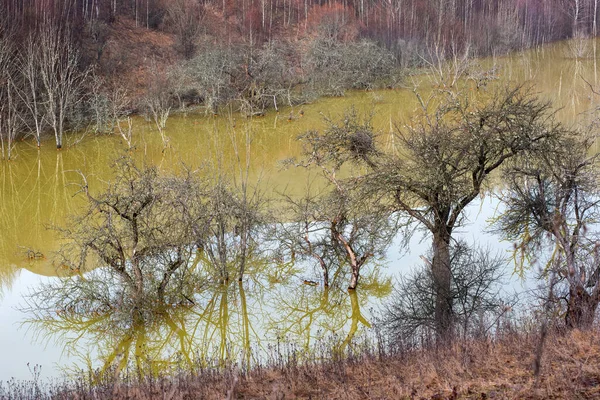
(244, 40), (302, 113)
(369, 86), (563, 340)
(17, 34), (46, 147)
(420, 40), (472, 88)
(383, 242), (509, 346)
(143, 65), (173, 148)
(296, 89), (563, 339)
(305, 37), (397, 96)
(494, 129), (600, 329)
(292, 109), (397, 289)
(37, 22), (88, 149)
(327, 190), (396, 290)
(276, 189), (340, 287)
(184, 46), (243, 114)
(277, 186), (393, 290)
(165, 0), (204, 59)
(89, 76), (133, 148)
(0, 34), (21, 160)
(0, 75), (22, 161)
(55, 158), (210, 305)
(203, 177), (267, 283)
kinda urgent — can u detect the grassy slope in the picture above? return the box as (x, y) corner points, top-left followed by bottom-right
(17, 329), (596, 400)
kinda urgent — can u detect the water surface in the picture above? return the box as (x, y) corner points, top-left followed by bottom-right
(1, 38), (598, 381)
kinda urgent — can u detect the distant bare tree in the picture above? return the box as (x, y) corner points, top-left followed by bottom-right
(165, 0), (204, 59)
(89, 76), (134, 148)
(0, 34), (22, 160)
(305, 38), (396, 96)
(184, 46), (243, 114)
(17, 34), (46, 147)
(37, 22), (88, 149)
(143, 65), (172, 148)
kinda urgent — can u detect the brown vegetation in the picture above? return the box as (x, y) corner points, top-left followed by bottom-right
(3, 329), (600, 399)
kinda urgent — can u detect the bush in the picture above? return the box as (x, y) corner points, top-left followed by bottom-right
(382, 241), (509, 346)
(304, 38), (397, 96)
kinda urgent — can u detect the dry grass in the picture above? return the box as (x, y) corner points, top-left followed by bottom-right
(95, 16), (177, 97)
(2, 329), (600, 399)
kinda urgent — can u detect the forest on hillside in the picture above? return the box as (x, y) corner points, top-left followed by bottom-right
(2, 0), (597, 55)
(0, 0), (597, 154)
(3, 3), (600, 399)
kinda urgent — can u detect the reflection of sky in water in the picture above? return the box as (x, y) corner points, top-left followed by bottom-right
(2, 37), (599, 381)
(0, 271), (84, 381)
(387, 197), (538, 294)
(0, 196), (540, 381)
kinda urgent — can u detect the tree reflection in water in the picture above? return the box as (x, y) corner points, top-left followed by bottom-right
(21, 255), (391, 380)
(18, 157), (393, 379)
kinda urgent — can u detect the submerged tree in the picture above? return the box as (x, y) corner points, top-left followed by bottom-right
(0, 32), (22, 160)
(278, 186), (394, 289)
(20, 158), (220, 379)
(18, 34), (46, 147)
(292, 109), (396, 290)
(55, 158), (210, 306)
(202, 177), (268, 283)
(37, 22), (88, 149)
(494, 130), (600, 329)
(300, 87), (564, 339)
(143, 65), (173, 148)
(374, 86), (562, 339)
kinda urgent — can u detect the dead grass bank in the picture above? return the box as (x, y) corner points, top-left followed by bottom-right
(2, 329), (600, 399)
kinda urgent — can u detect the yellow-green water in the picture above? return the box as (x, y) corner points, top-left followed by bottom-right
(2, 38), (600, 380)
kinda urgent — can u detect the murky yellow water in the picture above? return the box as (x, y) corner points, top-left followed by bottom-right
(2, 38), (600, 380)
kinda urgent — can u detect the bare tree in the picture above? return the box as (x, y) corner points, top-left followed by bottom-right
(202, 177), (267, 283)
(305, 37), (397, 96)
(143, 65), (173, 148)
(17, 34), (46, 147)
(0, 34), (22, 160)
(37, 22), (88, 149)
(277, 189), (340, 287)
(328, 191), (395, 290)
(184, 46), (243, 114)
(297, 89), (562, 339)
(89, 76), (134, 148)
(165, 0), (204, 59)
(494, 129), (600, 329)
(57, 158), (210, 304)
(277, 186), (393, 289)
(369, 86), (562, 340)
(420, 40), (472, 88)
(292, 109), (396, 289)
(383, 241), (509, 346)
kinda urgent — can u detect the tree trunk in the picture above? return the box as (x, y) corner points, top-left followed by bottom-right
(432, 228), (453, 340)
(316, 256), (329, 287)
(565, 285), (598, 329)
(348, 264), (359, 290)
(56, 116), (63, 149)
